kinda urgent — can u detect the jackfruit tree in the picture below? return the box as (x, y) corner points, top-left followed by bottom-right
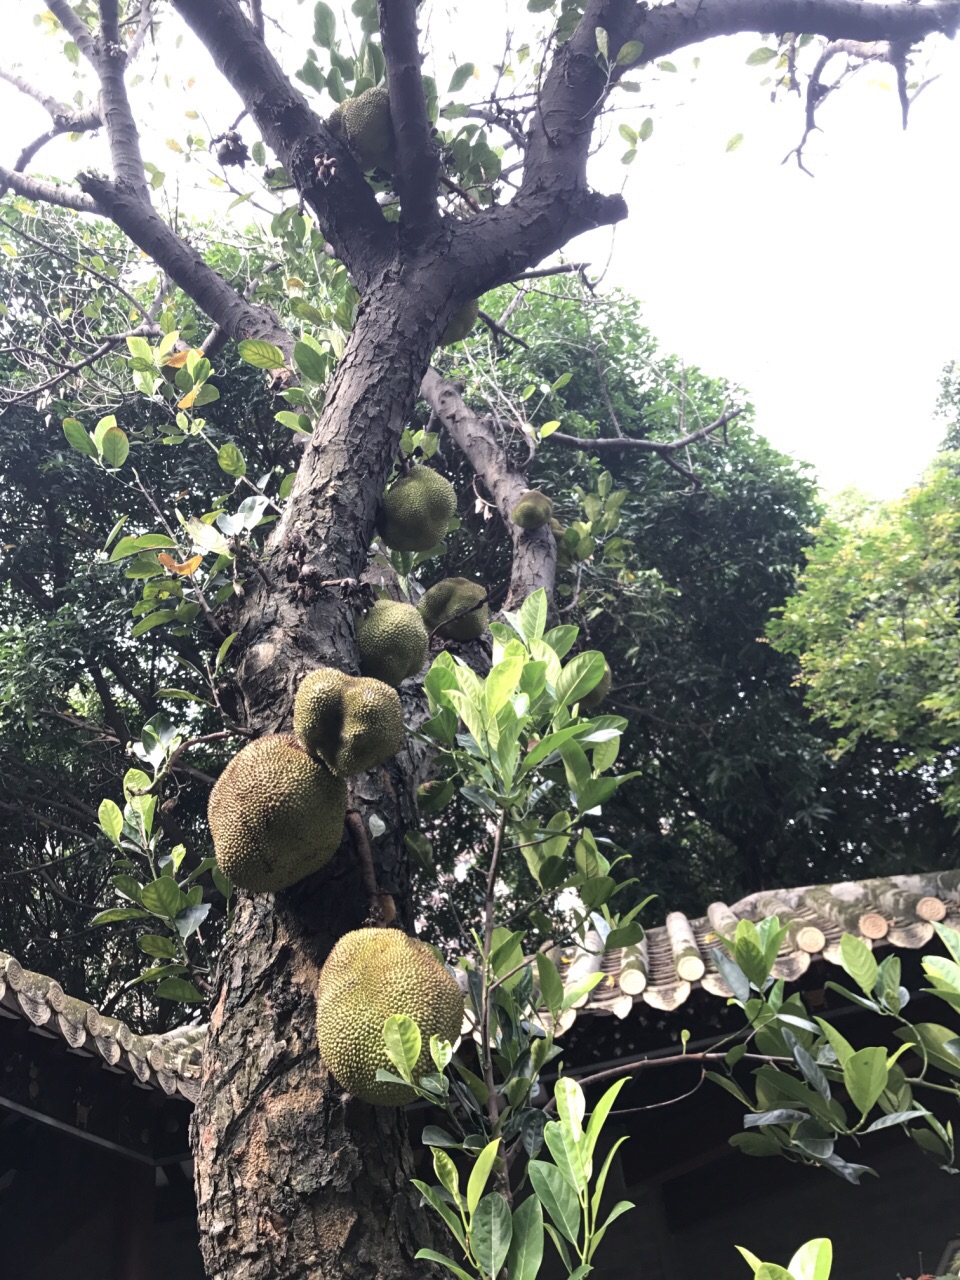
(1, 1), (958, 1279)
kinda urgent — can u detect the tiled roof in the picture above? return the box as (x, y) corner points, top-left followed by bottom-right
(547, 869), (960, 1028)
(0, 952), (203, 1102)
(4, 870), (958, 1102)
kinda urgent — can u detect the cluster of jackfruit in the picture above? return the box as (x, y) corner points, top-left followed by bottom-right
(294, 667), (404, 776)
(208, 667), (405, 894)
(208, 734), (347, 893)
(439, 298), (479, 347)
(418, 577), (488, 641)
(328, 85), (396, 172)
(379, 466), (457, 552)
(316, 928), (464, 1104)
(511, 489), (553, 530)
(357, 599), (429, 687)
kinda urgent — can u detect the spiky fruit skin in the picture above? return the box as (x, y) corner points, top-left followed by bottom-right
(316, 928), (464, 1105)
(340, 85), (395, 171)
(379, 467), (457, 553)
(511, 489), (554, 530)
(439, 298), (479, 346)
(357, 600), (429, 687)
(580, 660), (612, 711)
(208, 734), (346, 893)
(294, 667), (404, 776)
(418, 577), (488, 641)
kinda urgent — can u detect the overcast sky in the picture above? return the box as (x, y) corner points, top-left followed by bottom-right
(4, 3), (960, 499)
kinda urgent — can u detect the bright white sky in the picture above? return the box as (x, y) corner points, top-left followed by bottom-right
(5, 3), (960, 498)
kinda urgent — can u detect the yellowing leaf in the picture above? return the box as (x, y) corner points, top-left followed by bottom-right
(177, 385), (200, 409)
(158, 552), (202, 576)
(164, 348), (202, 369)
(166, 138), (184, 152)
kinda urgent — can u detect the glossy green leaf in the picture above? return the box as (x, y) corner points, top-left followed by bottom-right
(528, 1159), (580, 1244)
(98, 798), (123, 844)
(237, 339), (285, 369)
(470, 1192), (512, 1279)
(467, 1138), (500, 1216)
(840, 933), (878, 997)
(383, 1013), (422, 1082)
(506, 1196), (544, 1280)
(843, 1046), (888, 1117)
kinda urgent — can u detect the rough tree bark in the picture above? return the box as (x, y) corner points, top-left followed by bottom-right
(2, 1), (958, 1278)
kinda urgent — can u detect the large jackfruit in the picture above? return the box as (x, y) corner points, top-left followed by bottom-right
(294, 667), (404, 776)
(511, 489), (554, 530)
(316, 928), (464, 1104)
(418, 577), (488, 641)
(439, 298), (479, 346)
(580, 660), (612, 711)
(339, 85), (395, 172)
(208, 734), (346, 893)
(357, 599), (429, 687)
(379, 467), (457, 553)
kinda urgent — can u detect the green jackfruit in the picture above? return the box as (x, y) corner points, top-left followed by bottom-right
(357, 599), (429, 687)
(439, 298), (479, 346)
(379, 467), (457, 552)
(294, 667), (404, 776)
(339, 85), (395, 171)
(580, 660), (612, 711)
(511, 489), (553, 530)
(418, 577), (488, 641)
(208, 734), (346, 893)
(316, 928), (464, 1104)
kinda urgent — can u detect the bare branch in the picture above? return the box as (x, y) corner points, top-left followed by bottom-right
(378, 0), (440, 235)
(0, 164), (97, 212)
(548, 405), (743, 457)
(636, 0), (960, 63)
(126, 1), (158, 60)
(421, 366), (556, 609)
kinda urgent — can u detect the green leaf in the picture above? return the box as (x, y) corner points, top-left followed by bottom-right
(467, 1138), (500, 1216)
(294, 339), (328, 382)
(814, 1017), (856, 1067)
(746, 46), (777, 65)
(139, 933), (181, 959)
(432, 1147), (462, 1206)
(449, 62), (476, 92)
(528, 1160), (580, 1244)
(99, 426), (129, 468)
(155, 977), (205, 1003)
(141, 877), (188, 919)
(755, 1267), (794, 1280)
(218, 443), (246, 477)
(507, 1196), (544, 1280)
(726, 132), (744, 153)
(383, 1013), (422, 1082)
(517, 589), (548, 643)
(536, 954), (564, 1019)
(215, 630), (238, 673)
(90, 907), (151, 926)
(276, 410), (312, 434)
(788, 1237), (833, 1280)
(110, 533), (178, 561)
(470, 1192), (512, 1279)
(132, 609), (177, 637)
(616, 40), (644, 67)
(184, 517), (230, 556)
(595, 26), (609, 60)
(735, 1246), (763, 1274)
(583, 1077), (628, 1165)
(237, 338), (286, 369)
(414, 1251), (474, 1280)
(314, 0), (336, 47)
(98, 798), (124, 844)
(486, 655), (524, 716)
(544, 1120), (588, 1195)
(843, 1046), (888, 1117)
(556, 651), (606, 707)
(840, 933), (878, 997)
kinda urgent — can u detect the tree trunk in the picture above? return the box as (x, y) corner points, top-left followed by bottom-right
(193, 280), (450, 1280)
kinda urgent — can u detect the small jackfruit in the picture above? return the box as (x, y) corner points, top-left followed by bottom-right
(339, 85), (395, 171)
(511, 489), (554, 530)
(208, 734), (346, 893)
(379, 467), (457, 552)
(580, 660), (612, 711)
(294, 667), (404, 776)
(439, 298), (479, 346)
(357, 599), (429, 687)
(316, 928), (464, 1104)
(418, 577), (488, 641)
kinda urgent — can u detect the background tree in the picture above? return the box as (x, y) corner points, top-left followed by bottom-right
(1, 2), (958, 1278)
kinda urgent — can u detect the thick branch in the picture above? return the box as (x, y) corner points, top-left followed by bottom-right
(636, 0), (960, 62)
(0, 166), (97, 212)
(169, 0), (392, 287)
(96, 0), (151, 196)
(48, 0), (97, 59)
(421, 366), (556, 609)
(76, 173), (294, 355)
(377, 0), (440, 237)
